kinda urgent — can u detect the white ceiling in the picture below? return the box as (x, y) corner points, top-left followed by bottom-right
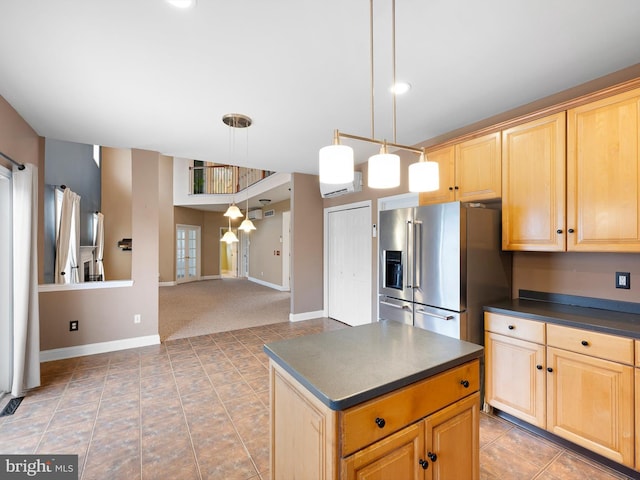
(2, 0), (640, 181)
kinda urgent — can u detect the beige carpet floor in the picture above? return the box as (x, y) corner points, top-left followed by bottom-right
(159, 278), (291, 341)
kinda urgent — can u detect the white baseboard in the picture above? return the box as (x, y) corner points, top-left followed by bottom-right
(40, 334), (161, 362)
(202, 275), (221, 280)
(247, 276), (289, 292)
(289, 310), (325, 322)
(159, 281), (176, 287)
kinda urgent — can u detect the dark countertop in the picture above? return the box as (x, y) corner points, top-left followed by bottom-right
(263, 321), (484, 411)
(485, 298), (640, 339)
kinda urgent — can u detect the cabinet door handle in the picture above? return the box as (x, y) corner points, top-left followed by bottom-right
(581, 340), (589, 346)
(419, 459), (429, 470)
(454, 186), (459, 190)
(556, 229), (563, 234)
(536, 364), (543, 370)
(375, 417), (386, 428)
(460, 380), (470, 388)
(428, 452), (438, 462)
(507, 325), (515, 330)
(547, 367), (553, 373)
(568, 228), (575, 233)
(448, 186), (454, 191)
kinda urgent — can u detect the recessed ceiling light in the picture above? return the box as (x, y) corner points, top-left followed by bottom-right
(166, 0), (196, 9)
(390, 82), (411, 95)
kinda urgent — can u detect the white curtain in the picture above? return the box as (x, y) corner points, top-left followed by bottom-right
(55, 188), (80, 284)
(95, 212), (105, 280)
(12, 164), (40, 396)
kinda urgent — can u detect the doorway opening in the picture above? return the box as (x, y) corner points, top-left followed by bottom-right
(220, 226), (239, 278)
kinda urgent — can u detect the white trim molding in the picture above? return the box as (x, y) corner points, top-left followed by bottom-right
(289, 310), (325, 322)
(247, 276), (289, 292)
(39, 280), (134, 293)
(40, 334), (161, 362)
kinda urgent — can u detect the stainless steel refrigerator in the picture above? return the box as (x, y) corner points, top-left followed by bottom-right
(378, 201), (511, 345)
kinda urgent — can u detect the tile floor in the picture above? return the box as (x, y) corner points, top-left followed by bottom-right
(0, 318), (636, 479)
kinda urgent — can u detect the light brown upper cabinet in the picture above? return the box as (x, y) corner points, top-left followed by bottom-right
(502, 113), (566, 251)
(567, 88), (640, 252)
(419, 132), (501, 205)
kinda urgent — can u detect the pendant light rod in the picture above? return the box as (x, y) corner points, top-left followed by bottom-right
(370, 0), (375, 140)
(333, 130), (424, 155)
(391, 0), (397, 144)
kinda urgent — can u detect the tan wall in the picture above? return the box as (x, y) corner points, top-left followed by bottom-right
(203, 211), (225, 277)
(158, 155), (175, 283)
(0, 96), (44, 282)
(39, 149), (160, 350)
(291, 173), (324, 314)
(249, 199), (289, 286)
(512, 252), (640, 301)
(101, 147), (132, 281)
(173, 207), (226, 279)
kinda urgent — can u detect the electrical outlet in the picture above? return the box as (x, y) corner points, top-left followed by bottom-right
(616, 272), (631, 289)
(69, 320), (79, 332)
(134, 314), (141, 324)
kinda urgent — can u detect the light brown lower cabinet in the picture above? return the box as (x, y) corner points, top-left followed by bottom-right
(485, 312), (636, 470)
(270, 360), (480, 480)
(342, 393), (479, 480)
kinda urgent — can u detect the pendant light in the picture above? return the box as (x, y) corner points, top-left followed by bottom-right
(221, 216), (239, 243)
(318, 0), (439, 192)
(224, 203), (243, 219)
(222, 113), (252, 218)
(319, 130), (354, 184)
(409, 152), (439, 193)
(368, 142), (400, 189)
(239, 193), (256, 232)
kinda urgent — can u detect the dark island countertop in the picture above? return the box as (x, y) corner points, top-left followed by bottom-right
(485, 297), (640, 339)
(263, 321), (483, 411)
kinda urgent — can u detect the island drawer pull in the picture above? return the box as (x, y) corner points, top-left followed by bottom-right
(374, 417), (386, 428)
(460, 380), (470, 388)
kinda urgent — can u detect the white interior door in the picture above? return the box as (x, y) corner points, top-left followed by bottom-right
(327, 205), (371, 326)
(176, 224), (201, 283)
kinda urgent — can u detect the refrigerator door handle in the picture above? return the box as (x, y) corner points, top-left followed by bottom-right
(405, 221), (413, 289)
(413, 221), (422, 289)
(380, 301), (411, 311)
(415, 308), (455, 321)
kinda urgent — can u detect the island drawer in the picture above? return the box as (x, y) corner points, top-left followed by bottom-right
(546, 324), (634, 365)
(484, 312), (545, 343)
(339, 359), (479, 457)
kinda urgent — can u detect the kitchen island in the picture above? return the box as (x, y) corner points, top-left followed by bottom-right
(264, 321), (484, 480)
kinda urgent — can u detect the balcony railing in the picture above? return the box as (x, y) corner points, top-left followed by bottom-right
(189, 164), (274, 195)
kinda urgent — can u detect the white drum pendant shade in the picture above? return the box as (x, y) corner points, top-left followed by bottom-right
(409, 160), (440, 192)
(368, 153), (400, 189)
(319, 144), (354, 184)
